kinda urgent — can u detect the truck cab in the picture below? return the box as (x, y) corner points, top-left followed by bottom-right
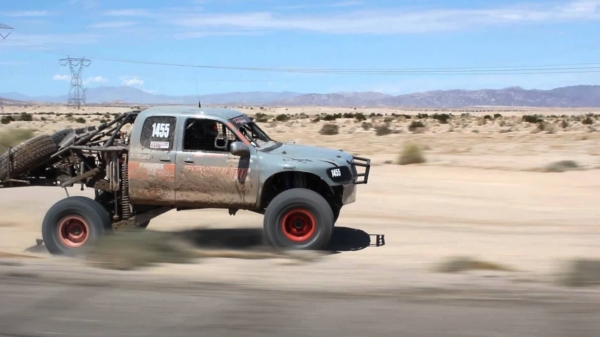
(127, 106), (369, 217)
(126, 106), (262, 209)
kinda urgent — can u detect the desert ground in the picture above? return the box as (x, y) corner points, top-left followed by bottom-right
(1, 104), (600, 336)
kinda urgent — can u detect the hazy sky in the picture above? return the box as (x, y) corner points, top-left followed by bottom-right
(1, 0), (600, 96)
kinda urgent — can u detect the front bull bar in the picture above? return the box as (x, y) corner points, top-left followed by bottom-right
(349, 156), (371, 184)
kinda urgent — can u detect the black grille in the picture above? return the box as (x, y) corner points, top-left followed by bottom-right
(348, 156), (371, 184)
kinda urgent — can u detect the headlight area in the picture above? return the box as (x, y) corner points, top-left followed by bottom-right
(326, 166), (354, 184)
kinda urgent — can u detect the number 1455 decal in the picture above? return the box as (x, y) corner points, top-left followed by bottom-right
(152, 123), (170, 138)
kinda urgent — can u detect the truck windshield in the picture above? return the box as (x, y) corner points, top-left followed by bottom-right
(229, 115), (273, 148)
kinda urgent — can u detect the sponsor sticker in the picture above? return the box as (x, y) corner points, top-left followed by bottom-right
(150, 141), (170, 149)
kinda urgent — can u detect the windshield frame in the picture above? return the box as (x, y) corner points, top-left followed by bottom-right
(228, 114), (274, 148)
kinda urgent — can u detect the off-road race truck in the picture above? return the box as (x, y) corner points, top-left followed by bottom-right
(0, 106), (370, 255)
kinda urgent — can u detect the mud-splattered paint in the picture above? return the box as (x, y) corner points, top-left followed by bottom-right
(174, 165), (256, 208)
(128, 161), (176, 205)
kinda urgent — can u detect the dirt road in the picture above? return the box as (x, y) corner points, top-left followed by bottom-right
(0, 275), (599, 337)
(1, 164), (599, 273)
(1, 164), (599, 335)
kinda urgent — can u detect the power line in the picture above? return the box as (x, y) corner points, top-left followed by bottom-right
(7, 40), (600, 76)
(87, 56), (600, 75)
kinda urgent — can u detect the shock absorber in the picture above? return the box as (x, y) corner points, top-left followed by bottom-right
(120, 154), (131, 220)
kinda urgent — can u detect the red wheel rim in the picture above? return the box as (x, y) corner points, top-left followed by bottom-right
(281, 208), (316, 242)
(57, 215), (90, 248)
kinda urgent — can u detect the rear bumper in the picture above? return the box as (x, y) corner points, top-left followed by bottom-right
(349, 156), (371, 184)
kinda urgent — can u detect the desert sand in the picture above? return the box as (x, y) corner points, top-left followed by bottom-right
(1, 104), (600, 335)
(0, 103), (599, 286)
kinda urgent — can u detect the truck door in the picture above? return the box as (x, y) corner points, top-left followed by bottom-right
(174, 117), (258, 208)
(128, 115), (177, 205)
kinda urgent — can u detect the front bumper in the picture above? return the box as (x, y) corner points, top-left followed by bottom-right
(341, 183), (357, 205)
(349, 156), (371, 184)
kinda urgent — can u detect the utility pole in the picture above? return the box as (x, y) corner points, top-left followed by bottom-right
(0, 24), (12, 114)
(0, 23), (12, 40)
(59, 56), (91, 109)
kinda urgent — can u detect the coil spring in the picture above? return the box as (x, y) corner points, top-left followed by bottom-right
(120, 154), (131, 220)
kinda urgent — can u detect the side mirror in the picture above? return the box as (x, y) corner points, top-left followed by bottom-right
(230, 141), (250, 156)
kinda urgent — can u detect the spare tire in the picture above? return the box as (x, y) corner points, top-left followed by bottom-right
(0, 135), (58, 181)
(50, 128), (74, 145)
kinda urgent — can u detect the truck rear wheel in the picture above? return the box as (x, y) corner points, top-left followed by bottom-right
(263, 188), (334, 250)
(42, 196), (112, 256)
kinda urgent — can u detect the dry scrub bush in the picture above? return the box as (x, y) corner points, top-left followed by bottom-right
(375, 124), (392, 136)
(0, 128), (35, 153)
(408, 121), (425, 132)
(544, 160), (579, 172)
(319, 124), (339, 135)
(0, 116), (14, 125)
(537, 122), (558, 133)
(398, 143), (426, 165)
(558, 258), (600, 287)
(435, 256), (515, 273)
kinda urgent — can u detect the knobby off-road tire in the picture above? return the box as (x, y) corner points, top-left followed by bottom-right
(0, 135), (58, 181)
(42, 196), (112, 256)
(50, 128), (74, 146)
(331, 204), (341, 224)
(263, 188), (334, 250)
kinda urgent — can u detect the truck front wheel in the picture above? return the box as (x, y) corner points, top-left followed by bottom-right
(263, 188), (334, 250)
(42, 196), (112, 256)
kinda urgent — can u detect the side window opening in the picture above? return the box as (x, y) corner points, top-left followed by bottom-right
(140, 116), (176, 151)
(183, 118), (238, 152)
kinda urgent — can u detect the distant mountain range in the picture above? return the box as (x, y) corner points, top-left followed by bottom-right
(2, 85), (600, 108)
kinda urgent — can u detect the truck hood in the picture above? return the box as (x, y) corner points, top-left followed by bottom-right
(261, 142), (351, 164)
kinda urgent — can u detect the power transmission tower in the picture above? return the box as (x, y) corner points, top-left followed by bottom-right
(0, 23), (12, 40)
(59, 56), (91, 109)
